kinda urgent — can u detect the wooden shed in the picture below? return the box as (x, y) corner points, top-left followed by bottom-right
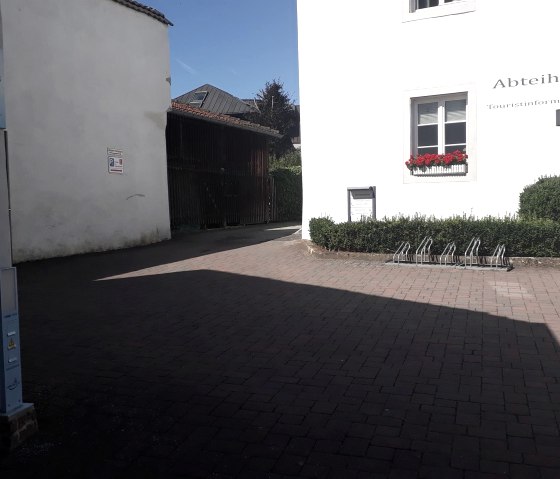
(166, 102), (281, 229)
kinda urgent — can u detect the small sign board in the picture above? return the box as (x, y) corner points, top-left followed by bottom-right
(107, 148), (124, 174)
(348, 186), (376, 222)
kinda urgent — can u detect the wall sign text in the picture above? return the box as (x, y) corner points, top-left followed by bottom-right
(493, 74), (559, 89)
(487, 98), (560, 110)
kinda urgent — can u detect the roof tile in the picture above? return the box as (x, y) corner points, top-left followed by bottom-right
(170, 102), (281, 139)
(111, 0), (172, 26)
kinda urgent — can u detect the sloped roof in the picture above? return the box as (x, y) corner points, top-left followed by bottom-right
(241, 99), (301, 114)
(111, 0), (172, 26)
(170, 102), (281, 139)
(173, 84), (257, 116)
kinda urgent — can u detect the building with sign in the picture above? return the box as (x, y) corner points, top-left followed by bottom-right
(297, 0), (560, 237)
(0, 0), (172, 450)
(1, 0), (172, 262)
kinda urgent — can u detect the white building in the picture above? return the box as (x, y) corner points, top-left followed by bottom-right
(297, 0), (560, 238)
(1, 0), (172, 262)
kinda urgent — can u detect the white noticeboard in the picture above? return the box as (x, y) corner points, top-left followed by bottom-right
(107, 148), (124, 174)
(348, 187), (376, 222)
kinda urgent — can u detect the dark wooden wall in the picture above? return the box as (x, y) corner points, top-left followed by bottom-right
(166, 113), (272, 229)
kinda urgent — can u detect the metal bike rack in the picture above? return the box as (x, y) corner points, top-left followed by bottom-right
(393, 241), (411, 264)
(390, 237), (510, 270)
(464, 237), (481, 268)
(439, 242), (457, 266)
(415, 236), (433, 265)
(489, 243), (506, 268)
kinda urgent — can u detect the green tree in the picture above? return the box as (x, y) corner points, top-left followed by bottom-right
(247, 80), (300, 158)
(270, 149), (301, 170)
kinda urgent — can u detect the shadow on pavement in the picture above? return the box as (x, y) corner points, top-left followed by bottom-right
(1, 264), (559, 478)
(13, 222), (301, 282)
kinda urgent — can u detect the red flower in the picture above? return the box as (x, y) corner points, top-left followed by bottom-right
(406, 150), (468, 170)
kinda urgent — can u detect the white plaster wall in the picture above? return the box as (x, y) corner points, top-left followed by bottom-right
(0, 6), (10, 268)
(298, 0), (560, 238)
(1, 0), (171, 262)
(0, 131), (10, 268)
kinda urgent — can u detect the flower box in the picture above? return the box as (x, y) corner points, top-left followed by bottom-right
(410, 163), (468, 176)
(406, 150), (468, 177)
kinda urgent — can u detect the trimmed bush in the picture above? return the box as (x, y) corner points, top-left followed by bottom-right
(271, 166), (302, 221)
(270, 149), (301, 169)
(309, 216), (560, 257)
(519, 175), (560, 221)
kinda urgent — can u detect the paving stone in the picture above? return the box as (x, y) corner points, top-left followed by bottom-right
(392, 450), (421, 470)
(388, 469), (418, 479)
(418, 465), (463, 479)
(509, 463), (542, 479)
(300, 463), (331, 479)
(339, 437), (370, 457)
(347, 422), (375, 439)
(1, 224), (560, 478)
(286, 437), (315, 456)
(273, 454), (306, 476)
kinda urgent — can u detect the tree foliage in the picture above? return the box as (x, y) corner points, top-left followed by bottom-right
(270, 166), (302, 221)
(246, 80), (299, 158)
(518, 175), (560, 222)
(270, 149), (301, 170)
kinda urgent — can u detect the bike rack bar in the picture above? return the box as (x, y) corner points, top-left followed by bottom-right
(391, 238), (509, 270)
(415, 237), (426, 265)
(490, 244), (506, 268)
(464, 237), (481, 268)
(498, 244), (506, 267)
(415, 236), (433, 265)
(392, 242), (404, 263)
(393, 241), (411, 264)
(439, 242), (456, 266)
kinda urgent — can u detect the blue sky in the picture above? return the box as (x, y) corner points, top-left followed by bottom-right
(142, 0), (300, 103)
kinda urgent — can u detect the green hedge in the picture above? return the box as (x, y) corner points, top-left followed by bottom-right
(271, 166), (302, 221)
(309, 216), (560, 257)
(519, 175), (560, 222)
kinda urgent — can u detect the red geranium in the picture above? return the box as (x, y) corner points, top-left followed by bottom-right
(406, 150), (468, 170)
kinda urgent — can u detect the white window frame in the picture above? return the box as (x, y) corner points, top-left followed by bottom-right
(402, 0), (475, 22)
(412, 93), (467, 157)
(403, 85), (476, 184)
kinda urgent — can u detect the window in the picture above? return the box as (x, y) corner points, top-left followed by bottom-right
(413, 94), (467, 156)
(189, 91), (208, 107)
(403, 0), (475, 21)
(414, 0), (456, 11)
(404, 86), (475, 182)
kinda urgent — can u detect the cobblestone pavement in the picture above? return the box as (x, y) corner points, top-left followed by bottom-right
(2, 223), (560, 478)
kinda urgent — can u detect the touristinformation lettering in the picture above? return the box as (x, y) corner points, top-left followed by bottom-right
(487, 98), (560, 110)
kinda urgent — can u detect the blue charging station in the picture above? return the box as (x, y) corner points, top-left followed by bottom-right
(0, 267), (23, 413)
(0, 267), (37, 451)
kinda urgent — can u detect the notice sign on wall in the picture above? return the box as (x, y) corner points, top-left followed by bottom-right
(347, 187), (376, 222)
(107, 148), (124, 174)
